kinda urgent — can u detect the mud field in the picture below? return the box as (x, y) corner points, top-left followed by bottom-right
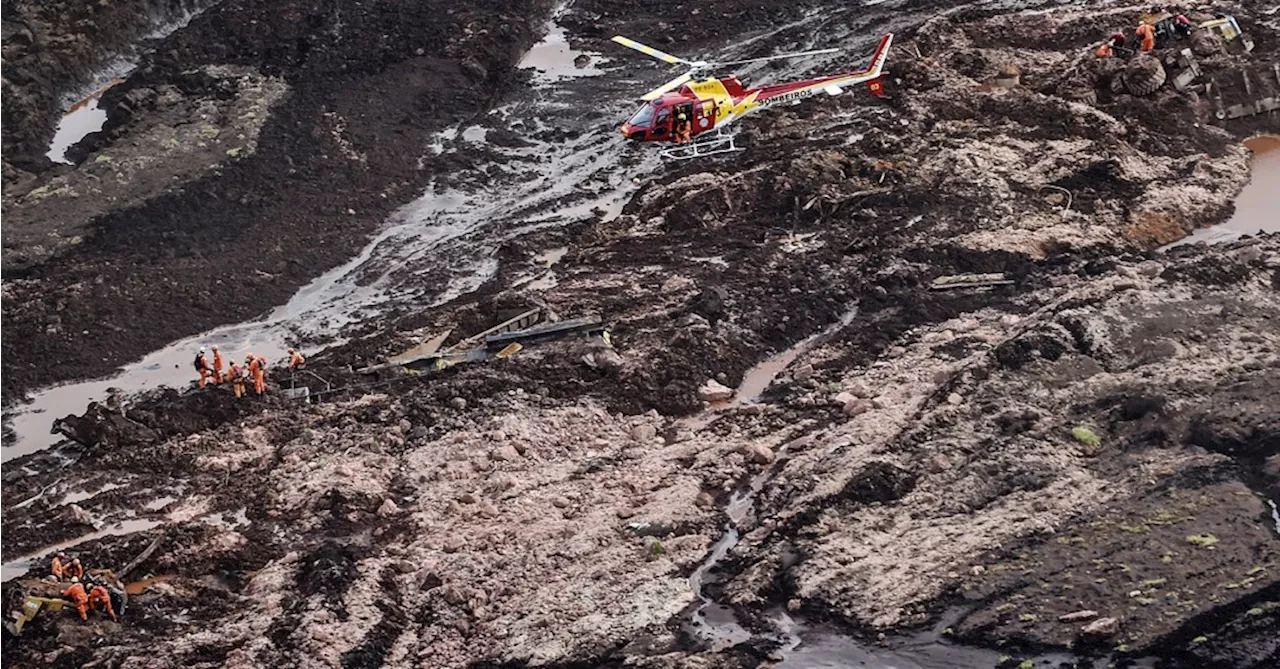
(3, 0), (1279, 668)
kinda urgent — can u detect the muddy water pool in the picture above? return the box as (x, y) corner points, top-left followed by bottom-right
(1163, 135), (1280, 248)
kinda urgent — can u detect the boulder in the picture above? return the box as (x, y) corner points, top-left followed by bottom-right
(698, 379), (734, 402)
(744, 444), (775, 465)
(376, 499), (400, 517)
(631, 424), (657, 442)
(1059, 610), (1099, 623)
(1081, 617), (1119, 637)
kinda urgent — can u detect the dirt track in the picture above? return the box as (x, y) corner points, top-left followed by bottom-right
(3, 0), (1279, 667)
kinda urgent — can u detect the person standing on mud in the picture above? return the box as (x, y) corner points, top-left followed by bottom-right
(211, 345), (225, 384)
(229, 360), (246, 399)
(1135, 22), (1156, 52)
(247, 354), (267, 396)
(288, 348), (306, 371)
(194, 348), (211, 389)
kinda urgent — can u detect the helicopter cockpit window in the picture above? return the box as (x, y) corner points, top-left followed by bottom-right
(627, 104), (656, 128)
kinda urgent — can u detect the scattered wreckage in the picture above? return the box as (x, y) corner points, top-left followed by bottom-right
(357, 308), (607, 378)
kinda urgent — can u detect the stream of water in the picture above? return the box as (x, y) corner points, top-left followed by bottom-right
(2, 13), (636, 465)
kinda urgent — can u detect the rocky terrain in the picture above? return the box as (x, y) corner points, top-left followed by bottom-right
(3, 0), (1279, 668)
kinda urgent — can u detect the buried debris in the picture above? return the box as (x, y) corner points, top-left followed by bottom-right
(929, 273), (1014, 290)
(358, 310), (605, 376)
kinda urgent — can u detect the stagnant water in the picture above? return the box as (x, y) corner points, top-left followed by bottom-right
(44, 2), (217, 164)
(1, 519), (161, 582)
(3, 1), (851, 464)
(1162, 135), (1280, 248)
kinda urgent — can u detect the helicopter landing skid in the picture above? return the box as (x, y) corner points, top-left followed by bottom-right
(660, 130), (743, 160)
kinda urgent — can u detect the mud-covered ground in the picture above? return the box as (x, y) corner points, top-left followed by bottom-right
(3, 0), (1279, 668)
(1, 0), (555, 401)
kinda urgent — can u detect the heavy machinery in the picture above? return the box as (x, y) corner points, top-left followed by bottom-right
(3, 572), (127, 639)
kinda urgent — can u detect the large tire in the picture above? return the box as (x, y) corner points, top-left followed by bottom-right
(1124, 55), (1167, 96)
(1062, 77), (1098, 105)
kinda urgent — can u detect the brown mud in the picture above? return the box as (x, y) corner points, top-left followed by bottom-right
(3, 1), (1280, 668)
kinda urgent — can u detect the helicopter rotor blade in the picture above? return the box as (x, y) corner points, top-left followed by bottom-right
(640, 72), (693, 101)
(610, 36), (697, 67)
(712, 46), (841, 67)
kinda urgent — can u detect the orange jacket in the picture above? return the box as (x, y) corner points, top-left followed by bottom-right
(1095, 43), (1112, 58)
(289, 351), (305, 369)
(88, 585), (116, 618)
(212, 350), (224, 370)
(51, 556), (65, 578)
(67, 559), (84, 579)
(63, 583), (88, 604)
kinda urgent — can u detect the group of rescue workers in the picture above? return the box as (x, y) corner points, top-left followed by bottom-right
(48, 552), (116, 622)
(193, 345), (306, 398)
(1095, 5), (1195, 58)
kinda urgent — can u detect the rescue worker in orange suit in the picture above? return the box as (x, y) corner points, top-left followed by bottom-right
(229, 360), (245, 399)
(673, 110), (691, 145)
(67, 557), (84, 580)
(288, 348), (305, 371)
(195, 347), (211, 389)
(246, 354), (266, 396)
(87, 583), (117, 620)
(63, 578), (90, 620)
(1095, 41), (1112, 58)
(1136, 23), (1156, 52)
(211, 345), (225, 384)
(50, 552), (68, 580)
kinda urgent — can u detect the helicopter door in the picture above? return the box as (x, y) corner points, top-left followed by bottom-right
(676, 103), (696, 134)
(652, 107), (671, 138)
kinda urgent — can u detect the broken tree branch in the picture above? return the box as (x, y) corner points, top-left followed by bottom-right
(118, 531), (166, 581)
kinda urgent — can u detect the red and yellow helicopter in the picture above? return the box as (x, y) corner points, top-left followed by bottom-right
(611, 33), (894, 159)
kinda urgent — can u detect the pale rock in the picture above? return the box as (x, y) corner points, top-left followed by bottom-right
(793, 364), (815, 381)
(449, 397), (467, 410)
(695, 492), (715, 508)
(551, 497), (570, 509)
(947, 392), (964, 406)
(442, 536), (465, 553)
(1081, 617), (1119, 637)
(843, 398), (874, 416)
(377, 499), (400, 517)
(490, 445), (521, 462)
(1058, 610), (1098, 623)
(698, 379), (734, 402)
(631, 424), (657, 442)
(845, 382), (874, 399)
(65, 503), (99, 529)
(744, 444), (775, 464)
(833, 391), (856, 406)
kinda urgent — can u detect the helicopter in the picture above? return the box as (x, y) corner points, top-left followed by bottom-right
(611, 32), (893, 160)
